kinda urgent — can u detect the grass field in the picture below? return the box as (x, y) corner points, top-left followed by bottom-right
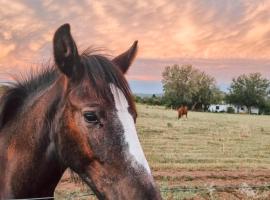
(138, 104), (270, 170)
(55, 104), (270, 199)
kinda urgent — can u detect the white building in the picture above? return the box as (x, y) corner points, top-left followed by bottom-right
(236, 106), (259, 114)
(208, 104), (259, 114)
(208, 104), (235, 113)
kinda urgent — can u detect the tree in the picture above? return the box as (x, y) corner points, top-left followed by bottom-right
(162, 64), (221, 109)
(191, 72), (218, 110)
(226, 73), (270, 113)
(162, 65), (196, 108)
(210, 87), (225, 104)
(0, 85), (8, 96)
(259, 97), (270, 115)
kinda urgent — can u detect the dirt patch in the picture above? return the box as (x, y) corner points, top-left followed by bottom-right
(155, 168), (270, 199)
(154, 168), (270, 186)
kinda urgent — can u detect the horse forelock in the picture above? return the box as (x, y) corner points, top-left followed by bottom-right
(78, 52), (136, 113)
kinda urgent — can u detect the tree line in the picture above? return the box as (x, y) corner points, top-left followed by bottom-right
(134, 64), (270, 114)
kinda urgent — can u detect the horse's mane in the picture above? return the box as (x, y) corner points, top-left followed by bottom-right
(0, 66), (58, 129)
(0, 50), (134, 130)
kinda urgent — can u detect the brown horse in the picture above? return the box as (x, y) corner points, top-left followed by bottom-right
(0, 24), (162, 200)
(178, 105), (188, 119)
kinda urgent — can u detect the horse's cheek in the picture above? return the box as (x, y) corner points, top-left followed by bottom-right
(58, 111), (94, 171)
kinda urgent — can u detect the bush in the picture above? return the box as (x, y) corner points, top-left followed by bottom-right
(227, 106), (235, 113)
(133, 95), (164, 106)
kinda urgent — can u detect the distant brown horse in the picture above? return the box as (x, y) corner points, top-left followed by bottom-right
(0, 24), (162, 200)
(178, 105), (188, 119)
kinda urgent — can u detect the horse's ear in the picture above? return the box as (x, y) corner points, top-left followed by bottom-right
(53, 23), (80, 78)
(112, 41), (138, 74)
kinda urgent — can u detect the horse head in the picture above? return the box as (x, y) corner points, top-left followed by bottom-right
(53, 24), (162, 200)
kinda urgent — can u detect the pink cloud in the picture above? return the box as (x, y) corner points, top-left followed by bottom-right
(0, 0), (270, 92)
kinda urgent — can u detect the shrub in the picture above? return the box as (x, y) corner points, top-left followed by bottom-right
(227, 107), (235, 113)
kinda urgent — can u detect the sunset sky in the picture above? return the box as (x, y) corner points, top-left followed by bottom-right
(0, 0), (270, 93)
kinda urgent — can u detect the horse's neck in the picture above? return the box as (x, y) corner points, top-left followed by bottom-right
(0, 77), (67, 198)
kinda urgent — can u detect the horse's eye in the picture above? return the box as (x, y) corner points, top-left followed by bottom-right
(83, 112), (98, 123)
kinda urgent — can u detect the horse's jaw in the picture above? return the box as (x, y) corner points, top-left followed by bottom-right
(78, 166), (162, 200)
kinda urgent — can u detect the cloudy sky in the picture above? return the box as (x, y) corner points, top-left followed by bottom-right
(0, 0), (270, 93)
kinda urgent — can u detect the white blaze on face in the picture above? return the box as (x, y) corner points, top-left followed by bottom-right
(110, 84), (151, 174)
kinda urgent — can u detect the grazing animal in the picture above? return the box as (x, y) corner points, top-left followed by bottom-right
(0, 24), (162, 200)
(178, 105), (188, 119)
